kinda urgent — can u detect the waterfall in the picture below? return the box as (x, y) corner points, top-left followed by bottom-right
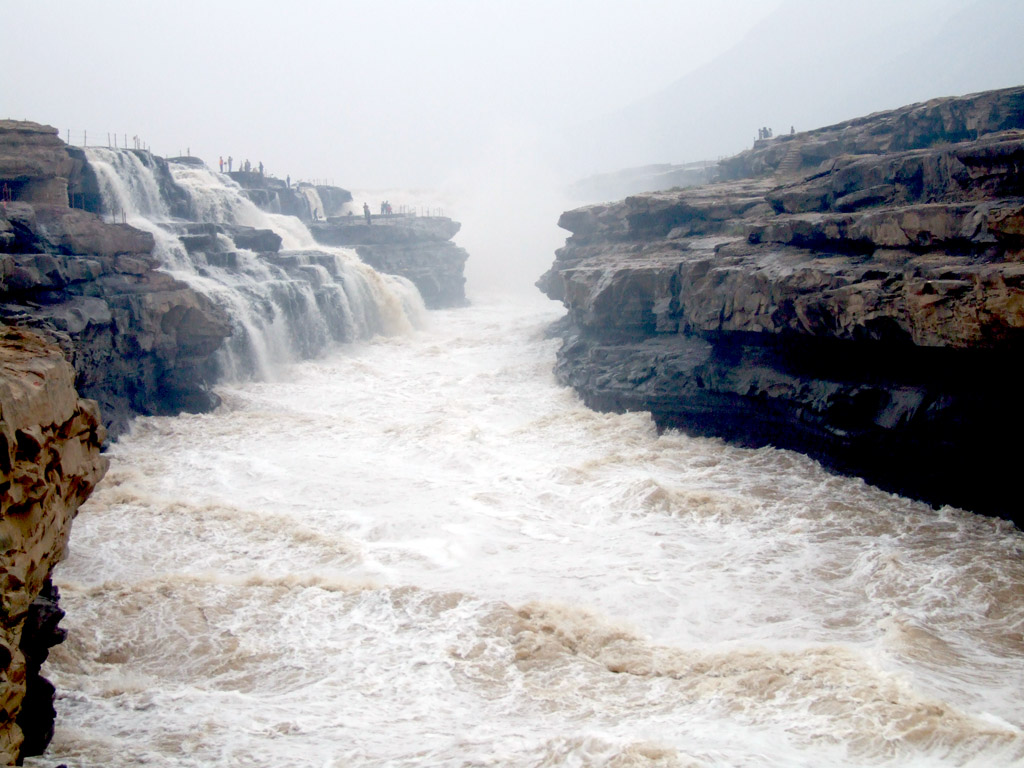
(296, 183), (325, 221)
(84, 148), (425, 381)
(86, 148), (171, 219)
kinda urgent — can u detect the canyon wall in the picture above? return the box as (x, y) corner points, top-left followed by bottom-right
(0, 327), (107, 763)
(539, 86), (1024, 522)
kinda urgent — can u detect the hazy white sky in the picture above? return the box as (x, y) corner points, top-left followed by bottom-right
(4, 0), (1020, 292)
(2, 0), (782, 188)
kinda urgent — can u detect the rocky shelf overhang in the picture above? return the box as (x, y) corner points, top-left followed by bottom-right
(540, 88), (1024, 522)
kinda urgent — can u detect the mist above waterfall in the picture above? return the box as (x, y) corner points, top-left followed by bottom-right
(6, 1), (1023, 191)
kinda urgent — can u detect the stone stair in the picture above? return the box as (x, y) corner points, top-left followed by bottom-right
(775, 142), (803, 178)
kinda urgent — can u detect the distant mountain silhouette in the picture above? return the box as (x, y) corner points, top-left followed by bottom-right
(553, 0), (1024, 178)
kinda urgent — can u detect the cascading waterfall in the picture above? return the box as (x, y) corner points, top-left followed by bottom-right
(87, 148), (171, 220)
(297, 184), (326, 221)
(84, 148), (425, 381)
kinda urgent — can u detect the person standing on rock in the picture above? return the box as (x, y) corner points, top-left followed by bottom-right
(228, 156), (233, 172)
(258, 161), (264, 176)
(363, 202), (372, 224)
(219, 156), (224, 172)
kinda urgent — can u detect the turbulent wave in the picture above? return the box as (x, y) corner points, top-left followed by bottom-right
(487, 601), (1021, 764)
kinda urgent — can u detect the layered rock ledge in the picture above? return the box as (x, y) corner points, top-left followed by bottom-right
(1, 327), (107, 763)
(539, 86), (1024, 522)
(1, 121), (231, 436)
(310, 216), (469, 308)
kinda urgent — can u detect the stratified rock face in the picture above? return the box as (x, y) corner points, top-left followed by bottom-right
(310, 217), (469, 308)
(1, 122), (231, 436)
(0, 327), (107, 763)
(718, 85), (1024, 181)
(0, 122), (73, 208)
(539, 87), (1024, 522)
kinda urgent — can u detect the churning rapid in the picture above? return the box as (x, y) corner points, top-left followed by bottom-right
(24, 288), (1024, 768)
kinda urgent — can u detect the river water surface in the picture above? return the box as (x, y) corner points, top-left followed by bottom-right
(28, 293), (1024, 768)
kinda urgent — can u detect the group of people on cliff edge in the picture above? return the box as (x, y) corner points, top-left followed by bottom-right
(218, 156), (264, 176)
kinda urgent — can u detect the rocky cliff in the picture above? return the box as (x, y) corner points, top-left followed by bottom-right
(1, 121), (231, 437)
(539, 86), (1024, 522)
(1, 327), (107, 764)
(310, 216), (469, 308)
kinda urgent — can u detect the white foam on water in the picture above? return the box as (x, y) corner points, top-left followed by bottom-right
(28, 295), (1024, 768)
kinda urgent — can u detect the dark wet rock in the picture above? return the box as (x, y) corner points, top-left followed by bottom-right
(16, 580), (66, 760)
(230, 227), (282, 253)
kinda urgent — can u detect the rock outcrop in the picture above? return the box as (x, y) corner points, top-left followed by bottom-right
(1, 326), (107, 764)
(539, 87), (1024, 522)
(719, 85), (1024, 182)
(1, 122), (232, 436)
(225, 169), (352, 222)
(310, 216), (469, 308)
